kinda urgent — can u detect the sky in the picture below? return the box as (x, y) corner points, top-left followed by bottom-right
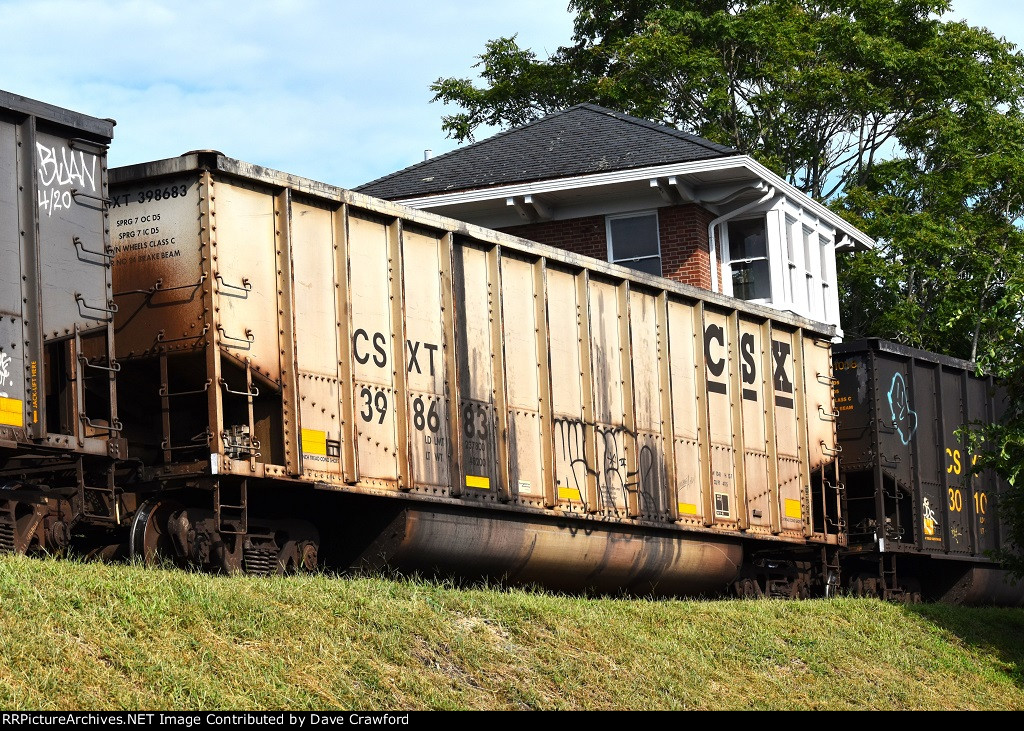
(0, 1), (1019, 190)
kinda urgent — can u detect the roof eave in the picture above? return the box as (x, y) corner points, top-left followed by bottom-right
(395, 155), (874, 251)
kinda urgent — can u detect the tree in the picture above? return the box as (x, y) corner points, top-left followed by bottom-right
(836, 99), (1024, 365)
(432, 1), (1018, 199)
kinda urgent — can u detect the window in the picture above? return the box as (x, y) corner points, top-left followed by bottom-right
(606, 212), (661, 276)
(784, 215), (798, 305)
(725, 217), (771, 301)
(802, 225), (816, 316)
(820, 237), (832, 321)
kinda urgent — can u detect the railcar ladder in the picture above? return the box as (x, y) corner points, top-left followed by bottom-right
(77, 458), (120, 524)
(214, 479), (248, 536)
(879, 553), (903, 601)
(158, 353), (213, 463)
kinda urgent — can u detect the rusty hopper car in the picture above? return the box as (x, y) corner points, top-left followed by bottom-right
(105, 152), (843, 596)
(0, 91), (123, 554)
(834, 339), (1020, 604)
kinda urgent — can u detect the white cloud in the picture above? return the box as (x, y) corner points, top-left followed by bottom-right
(0, 0), (1019, 189)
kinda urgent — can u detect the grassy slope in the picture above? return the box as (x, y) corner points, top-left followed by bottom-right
(0, 556), (1021, 710)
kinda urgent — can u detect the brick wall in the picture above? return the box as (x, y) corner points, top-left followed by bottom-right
(499, 215), (607, 262)
(658, 204), (715, 291)
(498, 203), (717, 291)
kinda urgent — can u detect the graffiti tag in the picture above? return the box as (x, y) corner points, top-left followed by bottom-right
(36, 143), (97, 217)
(887, 372), (918, 445)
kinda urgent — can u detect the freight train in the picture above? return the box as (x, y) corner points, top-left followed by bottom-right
(0, 90), (1019, 605)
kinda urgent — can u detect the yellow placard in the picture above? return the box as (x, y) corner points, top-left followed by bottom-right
(677, 503), (698, 515)
(0, 397), (24, 428)
(301, 428), (327, 456)
(558, 486), (582, 501)
(465, 475), (490, 490)
(784, 498), (802, 519)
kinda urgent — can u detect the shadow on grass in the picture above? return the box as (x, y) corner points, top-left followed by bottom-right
(905, 603), (1024, 688)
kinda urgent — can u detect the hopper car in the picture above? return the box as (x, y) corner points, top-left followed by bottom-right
(1, 90), (1019, 604)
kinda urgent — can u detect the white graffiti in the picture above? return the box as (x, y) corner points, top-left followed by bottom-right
(0, 351), (11, 388)
(922, 496), (939, 537)
(36, 142), (97, 217)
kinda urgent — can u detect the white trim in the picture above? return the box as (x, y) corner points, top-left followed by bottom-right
(397, 154), (873, 251)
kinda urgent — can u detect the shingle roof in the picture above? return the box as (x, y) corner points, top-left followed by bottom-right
(356, 104), (739, 200)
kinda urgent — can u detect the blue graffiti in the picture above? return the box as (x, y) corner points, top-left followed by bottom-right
(887, 372), (918, 445)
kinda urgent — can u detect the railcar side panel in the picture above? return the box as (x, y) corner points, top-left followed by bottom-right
(628, 288), (668, 520)
(547, 268), (588, 510)
(739, 317), (770, 532)
(35, 130), (110, 340)
(349, 214), (400, 484)
(703, 308), (741, 529)
(111, 175), (204, 359)
(667, 300), (706, 526)
(939, 366), (973, 555)
(771, 328), (805, 537)
(453, 242), (500, 499)
(402, 228), (450, 493)
(292, 199), (343, 478)
(0, 119), (25, 431)
(966, 375), (999, 556)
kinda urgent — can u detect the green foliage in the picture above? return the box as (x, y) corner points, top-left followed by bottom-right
(835, 103), (1024, 365)
(432, 1), (1007, 199)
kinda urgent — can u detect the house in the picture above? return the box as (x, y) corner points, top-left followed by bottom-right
(356, 104), (873, 334)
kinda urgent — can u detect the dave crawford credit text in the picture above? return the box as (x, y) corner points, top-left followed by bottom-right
(0, 715), (412, 727)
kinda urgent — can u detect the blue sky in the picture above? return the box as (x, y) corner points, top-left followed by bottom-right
(0, 1), (1017, 189)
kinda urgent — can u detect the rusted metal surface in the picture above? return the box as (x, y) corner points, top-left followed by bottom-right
(354, 504), (744, 596)
(106, 151), (844, 592)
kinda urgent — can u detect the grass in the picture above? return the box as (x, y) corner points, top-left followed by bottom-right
(0, 555), (1021, 710)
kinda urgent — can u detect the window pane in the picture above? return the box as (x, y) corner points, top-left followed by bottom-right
(803, 227), (814, 274)
(609, 214), (659, 260)
(785, 216), (797, 262)
(727, 219), (767, 260)
(732, 259), (771, 300)
(820, 240), (829, 279)
(621, 256), (662, 277)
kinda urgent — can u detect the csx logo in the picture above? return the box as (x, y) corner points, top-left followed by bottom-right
(352, 329), (439, 375)
(704, 325), (794, 408)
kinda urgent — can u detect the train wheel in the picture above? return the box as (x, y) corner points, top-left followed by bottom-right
(275, 538), (319, 575)
(277, 541), (300, 575)
(824, 570), (840, 599)
(129, 499), (183, 568)
(298, 541), (318, 572)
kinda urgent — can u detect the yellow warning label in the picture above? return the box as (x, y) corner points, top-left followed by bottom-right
(784, 498), (802, 519)
(0, 397), (24, 428)
(558, 486), (582, 501)
(678, 503), (698, 515)
(301, 428), (327, 456)
(465, 475), (491, 490)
